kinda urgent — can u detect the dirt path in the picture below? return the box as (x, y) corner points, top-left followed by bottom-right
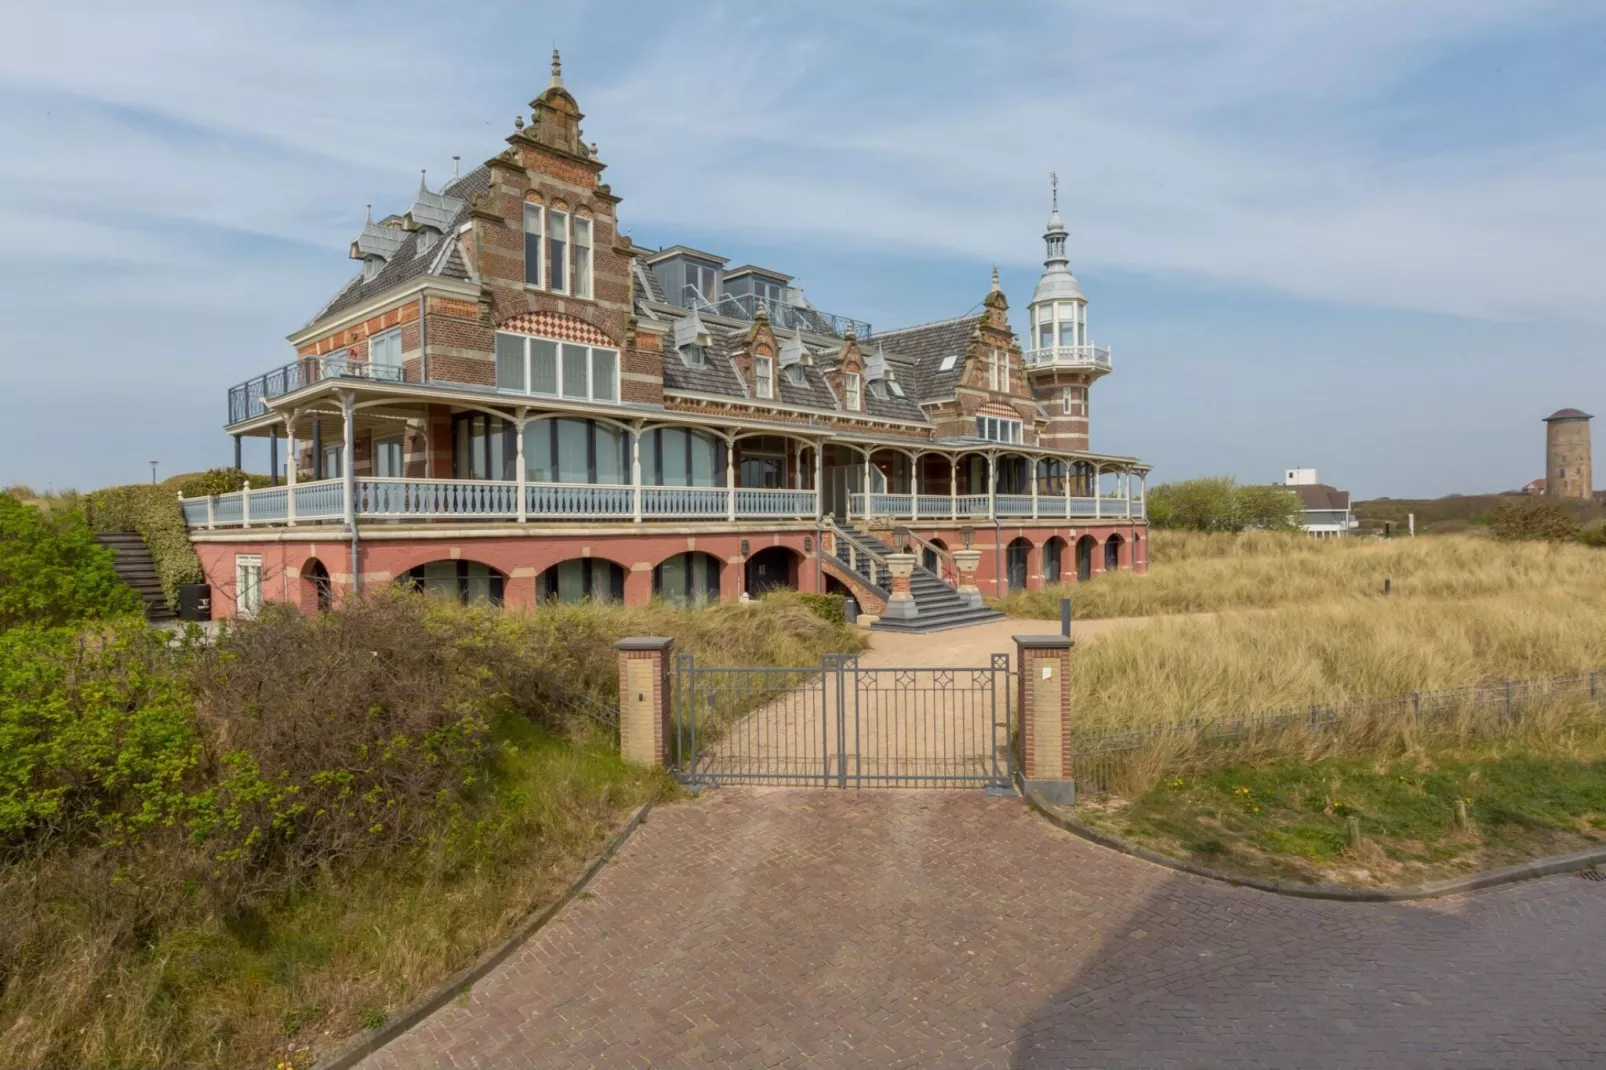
(856, 612), (1186, 668)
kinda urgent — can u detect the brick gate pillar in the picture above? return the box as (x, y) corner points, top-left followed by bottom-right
(952, 549), (983, 608)
(882, 552), (918, 622)
(1014, 634), (1075, 805)
(616, 637), (674, 767)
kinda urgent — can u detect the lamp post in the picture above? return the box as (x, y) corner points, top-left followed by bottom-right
(149, 461), (158, 485)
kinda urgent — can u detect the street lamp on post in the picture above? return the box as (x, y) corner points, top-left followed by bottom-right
(149, 461), (158, 485)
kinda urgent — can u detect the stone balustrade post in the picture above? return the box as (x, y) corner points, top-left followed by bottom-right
(951, 549), (983, 608)
(1015, 634), (1075, 805)
(616, 637), (675, 767)
(882, 552), (918, 622)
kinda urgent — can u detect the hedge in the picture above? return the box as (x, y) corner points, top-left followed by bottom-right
(798, 592), (847, 626)
(84, 484), (203, 610)
(173, 467), (272, 498)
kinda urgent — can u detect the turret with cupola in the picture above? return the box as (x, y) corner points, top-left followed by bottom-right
(1024, 174), (1110, 451)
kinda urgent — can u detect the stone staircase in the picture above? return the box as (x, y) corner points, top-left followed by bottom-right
(94, 532), (176, 623)
(834, 523), (1005, 633)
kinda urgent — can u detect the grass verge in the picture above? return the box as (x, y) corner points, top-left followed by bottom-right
(993, 532), (1606, 621)
(1074, 734), (1606, 889)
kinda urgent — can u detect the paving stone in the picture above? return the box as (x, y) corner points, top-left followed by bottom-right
(359, 789), (1606, 1070)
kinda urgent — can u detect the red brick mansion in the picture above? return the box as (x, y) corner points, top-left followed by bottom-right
(189, 55), (1149, 631)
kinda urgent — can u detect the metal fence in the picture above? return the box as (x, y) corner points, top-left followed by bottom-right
(1069, 669), (1606, 800)
(672, 653), (1014, 789)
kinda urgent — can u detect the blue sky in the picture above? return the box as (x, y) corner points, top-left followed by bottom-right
(2, 0), (1602, 497)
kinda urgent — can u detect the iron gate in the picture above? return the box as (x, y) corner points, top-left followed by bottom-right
(671, 653), (1014, 789)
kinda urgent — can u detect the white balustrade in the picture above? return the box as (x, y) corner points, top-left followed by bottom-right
(527, 483), (633, 518)
(356, 478), (518, 518)
(211, 492), (244, 525)
(734, 488), (816, 517)
(293, 479), (346, 520)
(642, 486), (727, 517)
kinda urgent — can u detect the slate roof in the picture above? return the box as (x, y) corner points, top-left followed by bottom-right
(1292, 483), (1351, 512)
(659, 327), (748, 398)
(313, 165), (491, 323)
(871, 315), (982, 402)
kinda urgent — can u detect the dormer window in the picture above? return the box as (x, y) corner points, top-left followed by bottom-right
(679, 344), (706, 367)
(869, 380), (889, 400)
(754, 355), (773, 398)
(785, 365), (807, 387)
(888, 379), (905, 398)
(362, 257), (383, 282)
(844, 372), (861, 411)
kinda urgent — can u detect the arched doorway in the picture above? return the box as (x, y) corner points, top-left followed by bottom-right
(402, 560), (506, 606)
(308, 558), (333, 612)
(921, 537), (949, 575)
(653, 551), (722, 606)
(1105, 534), (1124, 573)
(1042, 536), (1066, 585)
(745, 546), (798, 596)
(1006, 537), (1031, 592)
(1075, 535), (1097, 581)
(537, 558), (625, 603)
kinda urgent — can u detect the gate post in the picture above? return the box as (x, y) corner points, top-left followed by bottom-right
(952, 549), (983, 607)
(882, 552), (918, 622)
(616, 637), (675, 767)
(1014, 634), (1075, 805)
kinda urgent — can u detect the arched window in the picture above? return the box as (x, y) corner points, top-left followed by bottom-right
(653, 552), (721, 606)
(538, 558), (625, 603)
(403, 560), (506, 606)
(1006, 537), (1031, 592)
(1042, 537), (1066, 584)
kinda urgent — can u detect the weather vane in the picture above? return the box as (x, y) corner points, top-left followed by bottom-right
(1050, 170), (1059, 210)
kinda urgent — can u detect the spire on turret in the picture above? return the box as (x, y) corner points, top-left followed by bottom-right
(1042, 172), (1069, 267)
(550, 48), (563, 89)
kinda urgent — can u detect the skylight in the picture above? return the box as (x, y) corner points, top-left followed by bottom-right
(888, 380), (905, 398)
(938, 354), (958, 372)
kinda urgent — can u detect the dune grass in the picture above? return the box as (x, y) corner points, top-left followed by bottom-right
(1076, 731), (1606, 888)
(995, 531), (1606, 621)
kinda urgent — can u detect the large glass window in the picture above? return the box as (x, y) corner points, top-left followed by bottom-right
(653, 551), (721, 606)
(523, 204), (542, 287)
(686, 261), (718, 303)
(453, 413), (516, 480)
(527, 418), (628, 485)
(976, 415), (1023, 443)
(738, 436), (787, 488)
(548, 209), (568, 293)
(495, 333), (616, 402)
(370, 327), (402, 370)
(644, 427), (724, 487)
(538, 558), (624, 603)
(404, 560), (505, 606)
(573, 216), (592, 299)
(374, 434), (404, 477)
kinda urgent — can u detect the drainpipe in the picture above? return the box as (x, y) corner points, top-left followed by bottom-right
(343, 390), (359, 597)
(994, 516), (1004, 597)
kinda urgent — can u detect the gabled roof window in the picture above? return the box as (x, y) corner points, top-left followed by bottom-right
(784, 365), (808, 386)
(938, 354), (959, 372)
(679, 344), (706, 367)
(888, 379), (906, 398)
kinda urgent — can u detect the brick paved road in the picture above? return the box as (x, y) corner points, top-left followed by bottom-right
(360, 790), (1606, 1069)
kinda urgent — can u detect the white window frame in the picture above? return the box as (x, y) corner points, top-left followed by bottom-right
(844, 371), (861, 411)
(754, 355), (773, 399)
(975, 415), (1023, 444)
(522, 203), (543, 288)
(494, 332), (619, 403)
(548, 208), (569, 295)
(1062, 387), (1073, 416)
(374, 433), (405, 477)
(572, 215), (593, 299)
(369, 327), (402, 370)
(235, 553), (263, 618)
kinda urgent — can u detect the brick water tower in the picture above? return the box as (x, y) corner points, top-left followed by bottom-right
(1543, 408), (1593, 502)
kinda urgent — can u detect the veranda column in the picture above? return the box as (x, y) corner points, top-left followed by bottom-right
(1030, 457), (1039, 519)
(1093, 463), (1102, 519)
(616, 637), (675, 767)
(949, 456), (958, 520)
(1015, 634), (1075, 805)
(285, 413), (298, 527)
(986, 453), (996, 522)
(861, 451), (872, 520)
(910, 452), (920, 523)
(341, 390), (358, 596)
(269, 430), (279, 487)
(515, 409), (528, 523)
(725, 434), (737, 522)
(632, 425), (644, 524)
(1063, 458), (1072, 518)
(1124, 470), (1133, 518)
(813, 444), (823, 521)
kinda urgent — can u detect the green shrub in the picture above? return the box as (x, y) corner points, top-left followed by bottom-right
(0, 622), (197, 845)
(1579, 521), (1606, 548)
(1148, 476), (1301, 532)
(84, 484), (203, 610)
(797, 591), (846, 625)
(0, 494), (141, 632)
(1488, 499), (1580, 542)
(175, 468), (271, 498)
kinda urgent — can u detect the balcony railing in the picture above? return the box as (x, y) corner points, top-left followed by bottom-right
(1021, 344), (1112, 371)
(227, 354), (405, 423)
(681, 287), (871, 339)
(847, 492), (1143, 522)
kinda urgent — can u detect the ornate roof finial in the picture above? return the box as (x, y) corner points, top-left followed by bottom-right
(364, 203), (373, 224)
(550, 48), (563, 89)
(513, 114), (524, 131)
(452, 154), (461, 177)
(419, 169), (428, 192)
(991, 265), (1001, 292)
(1050, 170), (1059, 213)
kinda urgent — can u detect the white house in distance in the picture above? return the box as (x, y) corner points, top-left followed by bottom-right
(1281, 468), (1356, 538)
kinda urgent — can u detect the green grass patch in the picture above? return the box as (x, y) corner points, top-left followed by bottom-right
(1078, 737), (1606, 888)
